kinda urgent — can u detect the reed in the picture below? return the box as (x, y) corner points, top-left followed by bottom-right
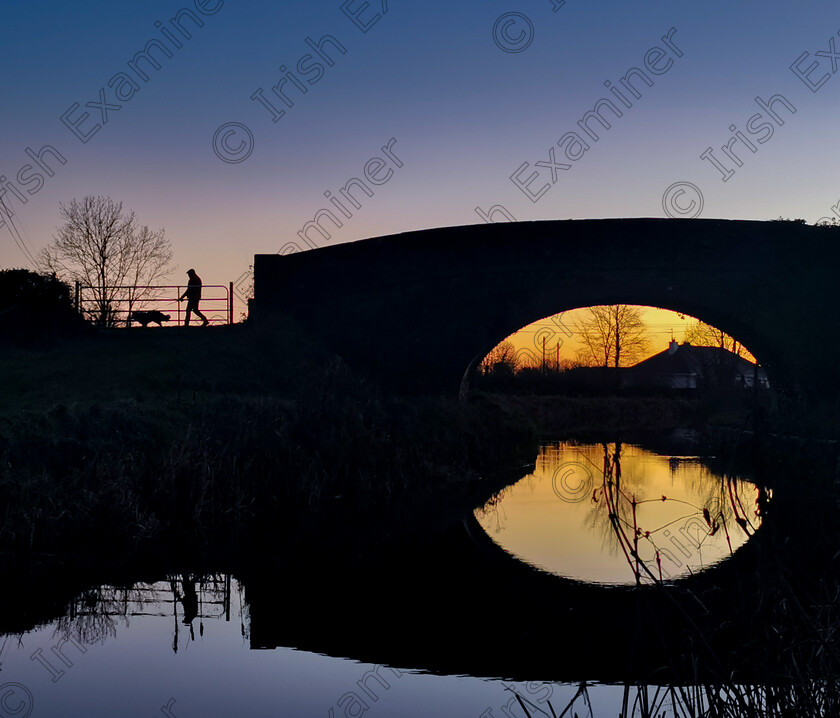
(0, 356), (536, 556)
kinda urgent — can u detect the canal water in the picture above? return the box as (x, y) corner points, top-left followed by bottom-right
(0, 436), (776, 717)
(0, 574), (774, 718)
(474, 440), (764, 585)
(0, 577), (639, 717)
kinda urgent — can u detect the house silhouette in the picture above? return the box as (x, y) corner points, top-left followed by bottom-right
(624, 341), (769, 391)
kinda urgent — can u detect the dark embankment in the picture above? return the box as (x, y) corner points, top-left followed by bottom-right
(478, 392), (704, 436)
(0, 322), (537, 562)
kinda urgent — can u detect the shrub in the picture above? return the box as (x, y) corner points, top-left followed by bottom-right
(0, 268), (88, 344)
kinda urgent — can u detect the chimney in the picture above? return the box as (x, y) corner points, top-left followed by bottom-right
(668, 340), (679, 355)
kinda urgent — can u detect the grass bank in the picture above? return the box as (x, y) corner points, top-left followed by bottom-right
(0, 323), (537, 559)
(477, 392), (704, 436)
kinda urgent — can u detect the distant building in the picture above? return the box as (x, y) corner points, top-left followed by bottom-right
(623, 340), (769, 391)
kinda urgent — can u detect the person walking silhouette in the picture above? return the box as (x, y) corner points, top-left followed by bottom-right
(179, 269), (209, 326)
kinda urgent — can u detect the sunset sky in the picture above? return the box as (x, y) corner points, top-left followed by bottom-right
(3, 1), (840, 310)
(503, 306), (697, 365)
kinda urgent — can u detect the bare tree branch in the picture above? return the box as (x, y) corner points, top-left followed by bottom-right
(683, 320), (743, 357)
(39, 196), (174, 326)
(480, 339), (518, 375)
(574, 305), (650, 368)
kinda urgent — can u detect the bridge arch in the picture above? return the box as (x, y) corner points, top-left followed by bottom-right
(253, 218), (838, 406)
(461, 299), (773, 399)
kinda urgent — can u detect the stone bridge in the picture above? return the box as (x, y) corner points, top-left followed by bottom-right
(252, 218), (840, 405)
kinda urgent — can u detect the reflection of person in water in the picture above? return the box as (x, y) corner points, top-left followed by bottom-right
(181, 574), (199, 641)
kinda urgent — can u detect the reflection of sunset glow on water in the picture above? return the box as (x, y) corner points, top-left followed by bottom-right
(475, 441), (765, 585)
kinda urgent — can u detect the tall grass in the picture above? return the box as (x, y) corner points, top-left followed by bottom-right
(0, 356), (536, 557)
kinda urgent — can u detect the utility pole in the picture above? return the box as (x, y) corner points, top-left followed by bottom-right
(542, 336), (546, 373)
(229, 281), (234, 324)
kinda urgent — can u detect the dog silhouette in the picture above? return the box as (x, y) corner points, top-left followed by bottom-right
(130, 310), (170, 327)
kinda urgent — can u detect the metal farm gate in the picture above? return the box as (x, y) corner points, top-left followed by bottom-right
(74, 282), (235, 327)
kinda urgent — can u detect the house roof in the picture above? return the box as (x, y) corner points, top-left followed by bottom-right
(629, 342), (763, 378)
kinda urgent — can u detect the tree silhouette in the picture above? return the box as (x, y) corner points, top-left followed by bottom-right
(480, 339), (518, 376)
(0, 268), (86, 342)
(40, 196), (173, 326)
(683, 320), (744, 357)
(682, 319), (761, 390)
(574, 305), (650, 368)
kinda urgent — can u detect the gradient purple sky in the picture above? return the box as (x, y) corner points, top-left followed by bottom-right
(2, 0), (839, 308)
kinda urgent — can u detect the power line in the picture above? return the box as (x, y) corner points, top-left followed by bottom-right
(0, 196), (36, 267)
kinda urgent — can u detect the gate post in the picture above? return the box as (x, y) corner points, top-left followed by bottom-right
(229, 281), (234, 324)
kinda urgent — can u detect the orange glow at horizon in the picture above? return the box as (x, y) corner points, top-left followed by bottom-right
(491, 306), (757, 368)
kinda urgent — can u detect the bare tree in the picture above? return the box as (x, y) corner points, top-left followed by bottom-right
(683, 320), (743, 356)
(480, 339), (518, 375)
(815, 217), (840, 228)
(683, 319), (759, 388)
(574, 305), (650, 368)
(40, 196), (173, 326)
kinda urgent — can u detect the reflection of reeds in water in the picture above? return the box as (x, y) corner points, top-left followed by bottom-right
(475, 441), (765, 584)
(546, 442), (763, 585)
(477, 490), (508, 535)
(476, 473), (540, 535)
(607, 443), (761, 585)
(510, 680), (840, 717)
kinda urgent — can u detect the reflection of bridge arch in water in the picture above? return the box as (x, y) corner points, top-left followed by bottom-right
(477, 441), (764, 585)
(252, 218), (840, 406)
(0, 474), (825, 690)
(2, 559), (833, 716)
